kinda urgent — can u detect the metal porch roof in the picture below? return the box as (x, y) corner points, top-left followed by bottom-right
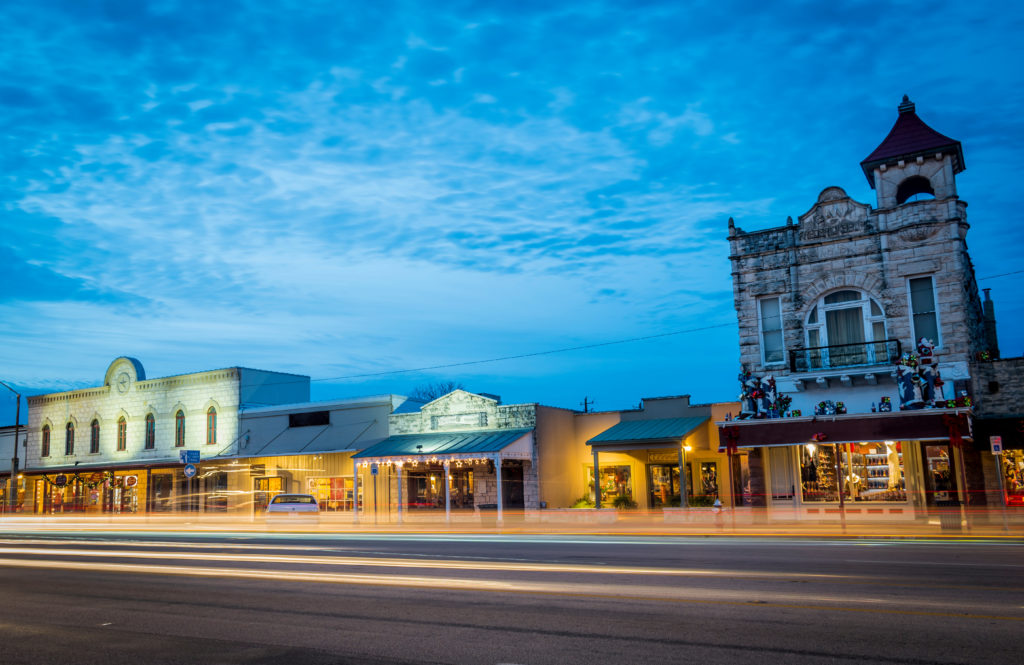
(353, 428), (532, 459)
(587, 416), (706, 446)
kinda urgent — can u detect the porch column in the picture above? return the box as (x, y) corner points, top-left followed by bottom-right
(677, 444), (688, 510)
(592, 448), (601, 509)
(444, 460), (451, 524)
(396, 464), (403, 525)
(352, 461), (359, 524)
(494, 454), (503, 526)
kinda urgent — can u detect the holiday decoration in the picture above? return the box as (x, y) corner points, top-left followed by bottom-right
(916, 338), (944, 407)
(879, 396), (892, 412)
(835, 401), (847, 415)
(815, 400), (837, 416)
(811, 432), (828, 442)
(736, 370), (792, 420)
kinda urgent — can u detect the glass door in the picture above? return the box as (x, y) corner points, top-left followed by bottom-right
(647, 464), (679, 508)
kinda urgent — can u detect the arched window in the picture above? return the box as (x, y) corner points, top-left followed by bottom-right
(144, 414), (156, 450)
(117, 417), (127, 451)
(805, 289), (889, 368)
(65, 422), (75, 455)
(175, 410), (185, 448)
(206, 407), (217, 445)
(90, 420), (100, 454)
(895, 176), (935, 205)
(41, 425), (51, 457)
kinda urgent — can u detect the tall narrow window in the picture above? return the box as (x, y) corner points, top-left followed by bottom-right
(65, 422), (75, 455)
(144, 414), (156, 450)
(206, 407), (217, 445)
(90, 420), (100, 454)
(909, 276), (940, 345)
(117, 417), (127, 451)
(41, 425), (51, 457)
(759, 297), (784, 364)
(175, 410), (185, 447)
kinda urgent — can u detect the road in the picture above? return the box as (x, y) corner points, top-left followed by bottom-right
(0, 528), (1020, 664)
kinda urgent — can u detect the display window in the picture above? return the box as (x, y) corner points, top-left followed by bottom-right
(587, 465), (632, 503)
(699, 461), (719, 501)
(921, 443), (954, 505)
(842, 442), (906, 502)
(308, 476), (359, 511)
(1000, 450), (1024, 507)
(800, 444), (839, 502)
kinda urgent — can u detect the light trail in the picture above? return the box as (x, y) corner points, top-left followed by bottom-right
(0, 556), (1021, 622)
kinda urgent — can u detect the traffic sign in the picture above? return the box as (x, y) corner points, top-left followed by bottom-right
(183, 463), (197, 478)
(370, 463), (378, 476)
(990, 435), (1003, 455)
(179, 450), (200, 464)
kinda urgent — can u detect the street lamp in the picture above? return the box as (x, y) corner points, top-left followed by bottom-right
(0, 380), (21, 514)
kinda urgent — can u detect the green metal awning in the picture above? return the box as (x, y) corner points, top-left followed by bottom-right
(353, 428), (533, 463)
(587, 416), (707, 449)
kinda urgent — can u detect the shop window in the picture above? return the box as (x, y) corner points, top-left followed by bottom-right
(699, 461), (719, 501)
(841, 442), (906, 502)
(759, 297), (785, 364)
(206, 407), (217, 445)
(805, 289), (888, 368)
(587, 465), (633, 504)
(768, 447), (795, 500)
(800, 444), (839, 502)
(908, 276), (940, 345)
(999, 450), (1024, 507)
(65, 422), (75, 455)
(41, 425), (50, 457)
(175, 410), (185, 447)
(90, 420), (100, 454)
(117, 417), (127, 451)
(144, 414), (156, 450)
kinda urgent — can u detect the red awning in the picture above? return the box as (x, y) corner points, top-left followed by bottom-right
(717, 410), (972, 448)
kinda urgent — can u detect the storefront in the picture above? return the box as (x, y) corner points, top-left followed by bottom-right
(587, 414), (733, 510)
(353, 428), (536, 523)
(718, 409), (974, 519)
(26, 461), (180, 515)
(974, 415), (1024, 508)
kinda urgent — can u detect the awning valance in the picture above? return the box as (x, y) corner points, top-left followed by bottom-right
(716, 409), (972, 448)
(353, 428), (533, 465)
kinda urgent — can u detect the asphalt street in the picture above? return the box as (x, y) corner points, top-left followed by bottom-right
(0, 530), (1020, 664)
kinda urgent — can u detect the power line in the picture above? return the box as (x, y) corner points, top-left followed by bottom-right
(313, 321), (736, 382)
(977, 269), (1024, 281)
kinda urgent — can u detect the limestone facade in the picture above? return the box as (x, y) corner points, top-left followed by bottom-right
(25, 357), (311, 470)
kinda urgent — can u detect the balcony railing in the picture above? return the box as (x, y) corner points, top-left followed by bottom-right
(789, 339), (902, 373)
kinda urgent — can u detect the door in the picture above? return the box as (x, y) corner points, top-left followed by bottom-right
(254, 476), (284, 512)
(921, 443), (956, 507)
(501, 462), (524, 509)
(647, 464), (680, 508)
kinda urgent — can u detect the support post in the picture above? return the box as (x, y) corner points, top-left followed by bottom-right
(0, 382), (21, 514)
(352, 461), (359, 524)
(592, 448), (601, 509)
(396, 464), (403, 525)
(677, 444), (688, 510)
(444, 461), (451, 524)
(494, 455), (503, 526)
(834, 444), (846, 533)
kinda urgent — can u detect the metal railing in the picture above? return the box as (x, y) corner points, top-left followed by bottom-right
(789, 339), (902, 373)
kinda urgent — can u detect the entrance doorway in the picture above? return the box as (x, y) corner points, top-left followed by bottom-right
(921, 443), (956, 507)
(254, 476), (285, 512)
(501, 461), (524, 509)
(647, 464), (680, 508)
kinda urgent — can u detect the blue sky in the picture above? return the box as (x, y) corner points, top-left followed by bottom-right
(2, 0), (1023, 422)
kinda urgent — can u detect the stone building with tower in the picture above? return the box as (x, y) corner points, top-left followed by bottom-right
(717, 97), (1001, 522)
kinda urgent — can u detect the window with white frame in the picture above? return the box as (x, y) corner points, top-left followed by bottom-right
(804, 289), (888, 368)
(759, 297), (785, 364)
(908, 276), (940, 346)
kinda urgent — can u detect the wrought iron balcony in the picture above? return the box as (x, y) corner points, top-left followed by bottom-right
(789, 339), (902, 373)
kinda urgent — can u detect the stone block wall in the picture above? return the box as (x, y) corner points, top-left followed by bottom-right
(729, 187), (987, 380)
(970, 357), (1024, 416)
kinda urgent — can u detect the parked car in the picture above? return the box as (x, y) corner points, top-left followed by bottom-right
(265, 494), (320, 521)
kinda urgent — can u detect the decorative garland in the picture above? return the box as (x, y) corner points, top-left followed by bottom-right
(40, 470), (116, 489)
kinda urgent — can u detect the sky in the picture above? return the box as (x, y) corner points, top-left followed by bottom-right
(2, 0), (1023, 423)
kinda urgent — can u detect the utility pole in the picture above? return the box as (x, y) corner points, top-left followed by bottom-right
(0, 381), (21, 514)
(580, 397), (593, 413)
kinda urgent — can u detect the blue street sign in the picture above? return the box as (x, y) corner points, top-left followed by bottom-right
(179, 450), (200, 464)
(183, 463), (197, 478)
(370, 463), (378, 476)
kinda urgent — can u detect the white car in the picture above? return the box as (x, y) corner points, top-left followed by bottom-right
(265, 493), (320, 518)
